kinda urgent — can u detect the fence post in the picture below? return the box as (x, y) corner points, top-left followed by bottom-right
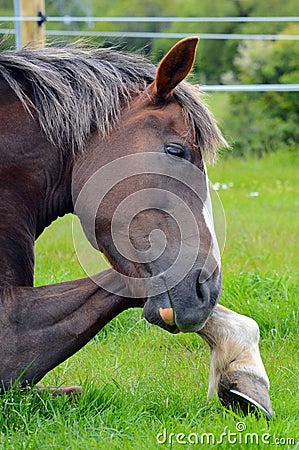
(14, 0), (46, 49)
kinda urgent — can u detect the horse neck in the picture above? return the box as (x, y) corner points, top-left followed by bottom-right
(0, 82), (74, 286)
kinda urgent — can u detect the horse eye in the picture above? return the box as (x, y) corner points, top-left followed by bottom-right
(164, 143), (185, 159)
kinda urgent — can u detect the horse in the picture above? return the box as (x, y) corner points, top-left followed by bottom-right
(0, 37), (273, 417)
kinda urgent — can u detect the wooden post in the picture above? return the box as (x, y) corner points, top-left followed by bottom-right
(15, 0), (46, 48)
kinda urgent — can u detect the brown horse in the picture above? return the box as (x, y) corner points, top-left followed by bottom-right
(0, 37), (273, 417)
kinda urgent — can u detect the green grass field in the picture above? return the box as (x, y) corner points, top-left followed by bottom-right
(0, 150), (298, 449)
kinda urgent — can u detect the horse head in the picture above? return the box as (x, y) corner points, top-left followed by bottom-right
(73, 38), (226, 333)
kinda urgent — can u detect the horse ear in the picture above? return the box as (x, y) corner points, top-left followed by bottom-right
(153, 37), (199, 99)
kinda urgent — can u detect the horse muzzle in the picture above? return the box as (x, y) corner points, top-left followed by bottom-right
(143, 268), (222, 333)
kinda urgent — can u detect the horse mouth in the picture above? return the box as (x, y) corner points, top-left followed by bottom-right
(157, 290), (178, 330)
(143, 277), (217, 334)
(143, 290), (180, 333)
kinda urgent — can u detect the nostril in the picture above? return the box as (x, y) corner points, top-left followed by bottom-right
(196, 268), (222, 306)
(196, 278), (210, 303)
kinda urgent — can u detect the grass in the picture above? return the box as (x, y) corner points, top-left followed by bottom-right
(0, 150), (298, 449)
(209, 149), (298, 274)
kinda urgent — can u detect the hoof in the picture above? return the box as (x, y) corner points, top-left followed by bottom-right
(218, 370), (274, 419)
(37, 385), (82, 400)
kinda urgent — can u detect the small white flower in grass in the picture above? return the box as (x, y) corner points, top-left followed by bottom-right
(211, 182), (233, 191)
(211, 182), (221, 191)
(247, 191), (259, 197)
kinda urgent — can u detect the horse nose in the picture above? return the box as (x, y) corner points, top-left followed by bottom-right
(196, 268), (221, 305)
(174, 268), (221, 333)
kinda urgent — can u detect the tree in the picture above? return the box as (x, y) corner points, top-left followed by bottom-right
(223, 24), (299, 156)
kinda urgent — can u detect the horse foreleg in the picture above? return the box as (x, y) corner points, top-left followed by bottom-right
(0, 270), (142, 390)
(198, 305), (274, 418)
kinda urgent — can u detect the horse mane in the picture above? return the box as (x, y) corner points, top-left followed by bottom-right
(0, 44), (227, 161)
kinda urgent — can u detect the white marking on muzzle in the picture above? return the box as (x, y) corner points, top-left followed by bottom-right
(202, 165), (221, 272)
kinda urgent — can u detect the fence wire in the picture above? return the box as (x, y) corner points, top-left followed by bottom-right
(1, 15), (299, 23)
(1, 16), (299, 92)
